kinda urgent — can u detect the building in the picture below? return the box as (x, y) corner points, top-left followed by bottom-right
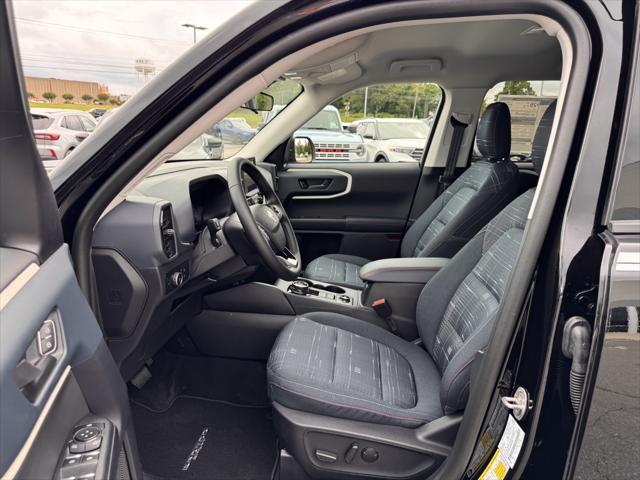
(25, 76), (109, 102)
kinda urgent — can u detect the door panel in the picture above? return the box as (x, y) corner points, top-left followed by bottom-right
(1, 2), (139, 477)
(277, 162), (460, 265)
(278, 162), (425, 264)
(0, 246), (137, 479)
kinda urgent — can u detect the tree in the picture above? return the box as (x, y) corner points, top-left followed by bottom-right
(97, 93), (110, 104)
(27, 92), (34, 99)
(62, 93), (74, 103)
(42, 91), (57, 103)
(109, 97), (120, 106)
(495, 80), (536, 100)
(333, 83), (441, 119)
(81, 94), (93, 104)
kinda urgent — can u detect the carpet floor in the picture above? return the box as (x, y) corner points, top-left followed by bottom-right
(131, 351), (277, 480)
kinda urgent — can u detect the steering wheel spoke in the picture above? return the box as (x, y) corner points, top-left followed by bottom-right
(227, 158), (301, 280)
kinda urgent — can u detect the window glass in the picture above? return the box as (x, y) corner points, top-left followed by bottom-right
(377, 122), (429, 140)
(80, 116), (96, 132)
(170, 78), (302, 161)
(31, 114), (54, 130)
(64, 115), (83, 131)
(292, 83), (442, 163)
(13, 1), (256, 174)
(482, 80), (560, 158)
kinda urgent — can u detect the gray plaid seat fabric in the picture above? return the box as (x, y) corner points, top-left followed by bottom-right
(304, 102), (519, 288)
(267, 102), (556, 427)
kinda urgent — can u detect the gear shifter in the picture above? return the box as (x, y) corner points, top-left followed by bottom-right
(290, 279), (312, 295)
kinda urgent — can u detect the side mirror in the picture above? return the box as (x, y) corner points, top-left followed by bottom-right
(201, 133), (224, 160)
(363, 133), (374, 140)
(293, 137), (314, 163)
(243, 92), (275, 112)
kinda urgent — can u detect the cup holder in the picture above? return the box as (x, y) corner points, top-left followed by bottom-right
(314, 284), (345, 294)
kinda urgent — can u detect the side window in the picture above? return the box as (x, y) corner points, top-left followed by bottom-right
(482, 80), (560, 159)
(363, 123), (376, 139)
(80, 116), (96, 132)
(292, 83), (442, 163)
(63, 115), (83, 131)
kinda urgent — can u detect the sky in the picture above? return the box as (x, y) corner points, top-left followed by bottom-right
(13, 0), (255, 95)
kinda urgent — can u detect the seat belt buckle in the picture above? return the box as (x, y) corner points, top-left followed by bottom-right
(372, 298), (398, 333)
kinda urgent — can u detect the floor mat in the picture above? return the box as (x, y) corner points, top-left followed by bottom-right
(133, 396), (277, 480)
(130, 350), (269, 411)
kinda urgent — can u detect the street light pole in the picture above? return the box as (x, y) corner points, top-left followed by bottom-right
(181, 23), (207, 44)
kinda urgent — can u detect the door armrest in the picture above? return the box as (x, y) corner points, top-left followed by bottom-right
(359, 257), (450, 284)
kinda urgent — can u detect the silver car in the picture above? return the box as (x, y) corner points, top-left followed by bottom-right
(30, 108), (97, 164)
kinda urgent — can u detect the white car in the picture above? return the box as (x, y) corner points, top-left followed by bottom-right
(30, 108), (97, 166)
(353, 118), (431, 162)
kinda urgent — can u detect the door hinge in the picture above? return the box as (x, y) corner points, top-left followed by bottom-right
(501, 386), (533, 420)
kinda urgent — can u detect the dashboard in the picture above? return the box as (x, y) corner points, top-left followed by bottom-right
(90, 159), (275, 379)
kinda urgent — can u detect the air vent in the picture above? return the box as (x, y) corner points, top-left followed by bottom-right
(160, 205), (177, 259)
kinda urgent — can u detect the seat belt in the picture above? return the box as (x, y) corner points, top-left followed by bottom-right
(438, 113), (471, 194)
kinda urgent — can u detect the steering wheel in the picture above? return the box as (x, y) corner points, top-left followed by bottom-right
(227, 157), (301, 280)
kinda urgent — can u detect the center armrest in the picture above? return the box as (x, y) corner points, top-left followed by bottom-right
(359, 257), (450, 284)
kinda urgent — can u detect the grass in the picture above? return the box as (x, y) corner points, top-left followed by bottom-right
(29, 102), (117, 111)
(226, 109), (262, 128)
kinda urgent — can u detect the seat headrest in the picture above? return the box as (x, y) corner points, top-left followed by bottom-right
(476, 102), (511, 161)
(531, 100), (557, 174)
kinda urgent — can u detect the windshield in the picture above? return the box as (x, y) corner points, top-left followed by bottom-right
(301, 110), (341, 131)
(378, 122), (429, 140)
(170, 78), (302, 161)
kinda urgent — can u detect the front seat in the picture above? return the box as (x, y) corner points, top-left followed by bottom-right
(304, 102), (519, 289)
(267, 102), (556, 475)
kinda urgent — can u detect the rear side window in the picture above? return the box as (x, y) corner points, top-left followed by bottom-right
(31, 115), (54, 130)
(62, 115), (83, 131)
(79, 116), (96, 132)
(482, 80), (560, 158)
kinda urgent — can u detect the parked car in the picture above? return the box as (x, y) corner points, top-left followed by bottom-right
(30, 108), (96, 168)
(88, 107), (107, 118)
(352, 117), (431, 162)
(211, 117), (257, 144)
(95, 107), (117, 128)
(171, 133), (224, 160)
(264, 105), (366, 161)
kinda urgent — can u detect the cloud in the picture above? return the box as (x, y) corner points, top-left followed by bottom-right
(13, 0), (254, 95)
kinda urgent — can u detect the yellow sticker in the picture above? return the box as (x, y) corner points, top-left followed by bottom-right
(479, 414), (526, 479)
(479, 449), (508, 480)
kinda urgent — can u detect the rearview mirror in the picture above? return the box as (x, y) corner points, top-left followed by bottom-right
(243, 92), (274, 112)
(293, 137), (314, 163)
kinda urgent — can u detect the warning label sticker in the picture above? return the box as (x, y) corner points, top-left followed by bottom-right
(479, 415), (525, 480)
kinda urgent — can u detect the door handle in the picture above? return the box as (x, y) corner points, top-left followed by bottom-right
(15, 355), (55, 401)
(298, 178), (332, 190)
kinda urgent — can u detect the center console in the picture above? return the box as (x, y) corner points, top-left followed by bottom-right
(278, 278), (359, 307)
